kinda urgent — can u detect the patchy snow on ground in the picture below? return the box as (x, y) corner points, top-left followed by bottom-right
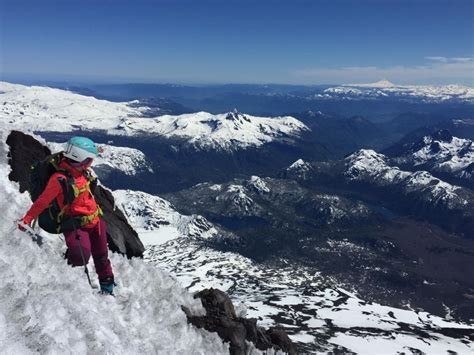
(115, 187), (474, 354)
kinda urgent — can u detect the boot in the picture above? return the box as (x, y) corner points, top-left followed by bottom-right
(99, 275), (115, 295)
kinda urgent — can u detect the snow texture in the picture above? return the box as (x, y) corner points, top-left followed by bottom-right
(0, 129), (229, 354)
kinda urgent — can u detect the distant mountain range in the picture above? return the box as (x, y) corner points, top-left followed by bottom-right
(12, 79), (473, 119)
(323, 80), (474, 103)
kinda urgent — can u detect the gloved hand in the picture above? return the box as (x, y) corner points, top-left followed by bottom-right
(18, 215), (33, 231)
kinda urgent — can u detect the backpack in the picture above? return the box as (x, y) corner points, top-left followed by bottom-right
(29, 153), (101, 234)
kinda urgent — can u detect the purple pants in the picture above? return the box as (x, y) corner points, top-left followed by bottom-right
(63, 218), (113, 281)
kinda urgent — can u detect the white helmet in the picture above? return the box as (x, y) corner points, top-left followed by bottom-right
(63, 136), (98, 163)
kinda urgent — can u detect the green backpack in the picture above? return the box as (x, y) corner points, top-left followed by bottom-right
(29, 153), (101, 233)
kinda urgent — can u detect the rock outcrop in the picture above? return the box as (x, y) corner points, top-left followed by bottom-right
(183, 288), (297, 355)
(6, 130), (145, 257)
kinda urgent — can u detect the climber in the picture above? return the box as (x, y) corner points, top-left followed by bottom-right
(18, 136), (115, 295)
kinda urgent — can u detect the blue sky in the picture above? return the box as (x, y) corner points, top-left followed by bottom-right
(1, 0), (473, 85)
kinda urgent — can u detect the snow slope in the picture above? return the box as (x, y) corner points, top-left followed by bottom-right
(0, 82), (308, 151)
(0, 81), (147, 125)
(115, 189), (474, 354)
(0, 129), (229, 354)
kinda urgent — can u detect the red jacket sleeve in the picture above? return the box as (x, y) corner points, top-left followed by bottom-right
(23, 176), (63, 223)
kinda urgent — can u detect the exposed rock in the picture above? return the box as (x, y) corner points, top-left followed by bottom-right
(6, 130), (144, 257)
(183, 288), (297, 355)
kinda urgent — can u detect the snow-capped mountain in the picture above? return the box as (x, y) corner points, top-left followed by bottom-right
(1, 82), (308, 152)
(343, 149), (474, 239)
(48, 141), (153, 176)
(387, 130), (473, 184)
(321, 80), (474, 102)
(111, 188), (474, 353)
(285, 158), (314, 179)
(127, 110), (308, 151)
(113, 189), (235, 243)
(165, 175), (372, 227)
(345, 149), (473, 210)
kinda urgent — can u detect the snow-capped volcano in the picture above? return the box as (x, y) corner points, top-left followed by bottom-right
(0, 82), (308, 151)
(345, 79), (397, 88)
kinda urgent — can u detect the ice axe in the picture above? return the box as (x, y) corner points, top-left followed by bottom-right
(16, 221), (43, 246)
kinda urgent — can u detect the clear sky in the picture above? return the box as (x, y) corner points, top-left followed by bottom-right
(1, 0), (473, 85)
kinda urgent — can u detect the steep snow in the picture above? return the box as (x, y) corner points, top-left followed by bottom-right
(0, 82), (308, 151)
(48, 141), (153, 176)
(112, 188), (474, 353)
(0, 130), (229, 354)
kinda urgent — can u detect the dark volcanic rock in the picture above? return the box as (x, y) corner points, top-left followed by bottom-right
(183, 288), (297, 355)
(6, 130), (145, 258)
(92, 184), (145, 258)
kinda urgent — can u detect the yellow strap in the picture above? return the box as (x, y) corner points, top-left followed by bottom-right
(79, 206), (103, 226)
(71, 180), (91, 197)
(57, 206), (68, 223)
